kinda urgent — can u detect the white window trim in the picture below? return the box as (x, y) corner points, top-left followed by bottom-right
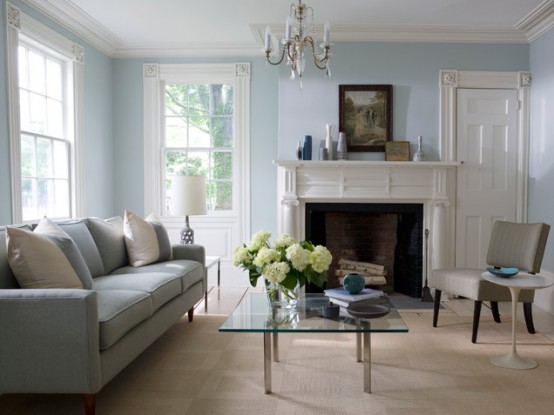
(143, 62), (251, 241)
(6, 2), (84, 223)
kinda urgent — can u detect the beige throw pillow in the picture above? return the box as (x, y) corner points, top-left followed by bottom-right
(6, 227), (83, 289)
(124, 210), (161, 267)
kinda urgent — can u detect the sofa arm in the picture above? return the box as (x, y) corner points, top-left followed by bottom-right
(0, 289), (102, 393)
(172, 243), (205, 266)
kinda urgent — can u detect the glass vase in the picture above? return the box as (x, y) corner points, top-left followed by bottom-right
(265, 281), (300, 309)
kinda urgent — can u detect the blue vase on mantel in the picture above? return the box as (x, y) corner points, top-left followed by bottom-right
(302, 135), (312, 160)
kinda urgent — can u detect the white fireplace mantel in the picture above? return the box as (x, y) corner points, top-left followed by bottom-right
(274, 160), (459, 270)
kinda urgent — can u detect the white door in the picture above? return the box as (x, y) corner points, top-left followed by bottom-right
(456, 88), (518, 268)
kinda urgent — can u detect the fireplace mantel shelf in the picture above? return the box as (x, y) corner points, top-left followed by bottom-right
(274, 160), (459, 168)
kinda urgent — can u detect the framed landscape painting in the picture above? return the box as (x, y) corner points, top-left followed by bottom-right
(339, 84), (393, 152)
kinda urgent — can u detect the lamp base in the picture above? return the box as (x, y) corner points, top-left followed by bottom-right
(180, 216), (194, 244)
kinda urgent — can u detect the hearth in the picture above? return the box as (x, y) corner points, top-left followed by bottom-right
(305, 203), (423, 297)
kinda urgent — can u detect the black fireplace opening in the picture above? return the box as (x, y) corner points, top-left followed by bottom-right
(305, 202), (424, 298)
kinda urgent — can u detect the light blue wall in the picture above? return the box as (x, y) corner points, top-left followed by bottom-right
(0, 0), (114, 224)
(111, 57), (279, 234)
(529, 27), (554, 272)
(278, 42), (530, 160)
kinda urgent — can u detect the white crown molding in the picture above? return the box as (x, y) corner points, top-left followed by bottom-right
(251, 23), (529, 45)
(20, 0), (120, 56)
(515, 0), (554, 42)
(114, 43), (261, 58)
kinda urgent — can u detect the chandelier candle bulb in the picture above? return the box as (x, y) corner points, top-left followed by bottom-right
(264, 26), (271, 51)
(323, 22), (330, 46)
(285, 16), (292, 41)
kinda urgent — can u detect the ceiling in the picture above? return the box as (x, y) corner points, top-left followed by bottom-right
(21, 0), (554, 57)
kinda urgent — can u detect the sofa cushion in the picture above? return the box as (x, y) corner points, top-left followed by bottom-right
(35, 217), (94, 289)
(86, 217), (129, 274)
(123, 210), (172, 267)
(0, 225), (32, 289)
(92, 272), (181, 311)
(5, 227), (83, 289)
(112, 260), (204, 292)
(96, 290), (153, 350)
(57, 219), (105, 277)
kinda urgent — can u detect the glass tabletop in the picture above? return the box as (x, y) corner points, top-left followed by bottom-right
(219, 292), (409, 333)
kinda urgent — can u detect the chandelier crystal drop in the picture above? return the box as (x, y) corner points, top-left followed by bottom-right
(263, 0), (332, 87)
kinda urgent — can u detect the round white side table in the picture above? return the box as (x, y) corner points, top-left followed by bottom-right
(482, 271), (553, 369)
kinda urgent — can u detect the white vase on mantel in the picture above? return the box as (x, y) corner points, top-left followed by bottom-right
(325, 123), (334, 161)
(413, 136), (425, 162)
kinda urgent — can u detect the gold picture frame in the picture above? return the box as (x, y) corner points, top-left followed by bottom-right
(385, 141), (411, 161)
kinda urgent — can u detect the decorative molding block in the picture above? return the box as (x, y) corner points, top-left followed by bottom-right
(235, 63), (250, 77)
(73, 44), (84, 63)
(7, 3), (21, 29)
(518, 71), (532, 88)
(440, 70), (458, 88)
(143, 63), (159, 78)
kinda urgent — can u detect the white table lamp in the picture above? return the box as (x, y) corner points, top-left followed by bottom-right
(170, 175), (207, 244)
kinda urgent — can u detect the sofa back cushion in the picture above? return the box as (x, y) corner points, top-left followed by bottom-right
(57, 219), (105, 277)
(0, 225), (32, 289)
(86, 217), (129, 274)
(5, 226), (83, 289)
(34, 217), (94, 289)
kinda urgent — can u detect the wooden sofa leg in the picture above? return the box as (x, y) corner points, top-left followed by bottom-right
(83, 394), (96, 415)
(523, 302), (535, 334)
(490, 301), (501, 323)
(188, 307), (194, 322)
(433, 289), (442, 327)
(472, 301), (482, 344)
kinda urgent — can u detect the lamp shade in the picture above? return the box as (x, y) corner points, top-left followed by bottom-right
(170, 176), (207, 216)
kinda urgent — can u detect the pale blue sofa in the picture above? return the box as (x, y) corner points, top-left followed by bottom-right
(0, 217), (205, 415)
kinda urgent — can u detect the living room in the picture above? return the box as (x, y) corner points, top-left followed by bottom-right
(1, 0), (554, 414)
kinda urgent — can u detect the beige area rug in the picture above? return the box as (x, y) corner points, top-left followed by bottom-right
(1, 312), (554, 415)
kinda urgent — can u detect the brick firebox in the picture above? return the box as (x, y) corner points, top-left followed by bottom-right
(305, 203), (423, 297)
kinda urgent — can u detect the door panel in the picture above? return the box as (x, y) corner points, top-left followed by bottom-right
(456, 89), (518, 268)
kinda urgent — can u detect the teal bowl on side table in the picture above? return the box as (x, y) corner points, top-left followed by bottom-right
(343, 273), (365, 294)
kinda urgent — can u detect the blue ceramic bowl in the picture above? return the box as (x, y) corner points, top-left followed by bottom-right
(487, 267), (519, 278)
(343, 273), (365, 294)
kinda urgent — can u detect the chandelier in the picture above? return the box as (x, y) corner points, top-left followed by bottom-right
(263, 0), (332, 85)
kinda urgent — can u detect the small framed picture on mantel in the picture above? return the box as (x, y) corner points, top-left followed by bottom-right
(385, 141), (411, 161)
(339, 84), (393, 152)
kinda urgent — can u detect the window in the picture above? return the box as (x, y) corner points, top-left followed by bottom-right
(164, 83), (234, 212)
(6, 3), (84, 223)
(18, 41), (72, 220)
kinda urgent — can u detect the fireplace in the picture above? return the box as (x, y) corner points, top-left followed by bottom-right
(305, 203), (424, 297)
(274, 160), (458, 293)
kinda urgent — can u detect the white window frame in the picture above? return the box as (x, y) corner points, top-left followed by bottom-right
(6, 2), (84, 223)
(143, 63), (251, 246)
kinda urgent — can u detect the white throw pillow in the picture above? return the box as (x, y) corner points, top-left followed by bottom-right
(6, 226), (83, 289)
(124, 210), (163, 267)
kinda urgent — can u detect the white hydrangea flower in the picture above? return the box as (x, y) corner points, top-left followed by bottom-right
(250, 230), (271, 250)
(285, 243), (311, 271)
(253, 247), (280, 267)
(263, 261), (290, 284)
(310, 245), (333, 273)
(274, 233), (296, 249)
(232, 246), (252, 267)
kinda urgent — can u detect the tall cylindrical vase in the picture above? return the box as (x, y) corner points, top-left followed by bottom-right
(325, 124), (334, 160)
(337, 132), (348, 160)
(413, 135), (425, 162)
(302, 135), (312, 160)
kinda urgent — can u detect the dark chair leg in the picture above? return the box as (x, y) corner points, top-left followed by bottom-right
(490, 301), (501, 323)
(472, 301), (482, 344)
(188, 307), (194, 322)
(523, 302), (535, 334)
(433, 289), (442, 327)
(83, 394), (96, 415)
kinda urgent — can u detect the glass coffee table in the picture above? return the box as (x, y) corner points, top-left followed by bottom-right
(219, 292), (408, 393)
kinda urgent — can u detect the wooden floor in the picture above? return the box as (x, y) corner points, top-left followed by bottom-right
(197, 285), (554, 340)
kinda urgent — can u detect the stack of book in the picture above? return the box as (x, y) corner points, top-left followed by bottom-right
(324, 287), (385, 308)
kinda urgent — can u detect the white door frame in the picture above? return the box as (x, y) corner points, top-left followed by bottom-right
(439, 70), (531, 223)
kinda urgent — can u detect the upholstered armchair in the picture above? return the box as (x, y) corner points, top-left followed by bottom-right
(430, 221), (550, 343)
